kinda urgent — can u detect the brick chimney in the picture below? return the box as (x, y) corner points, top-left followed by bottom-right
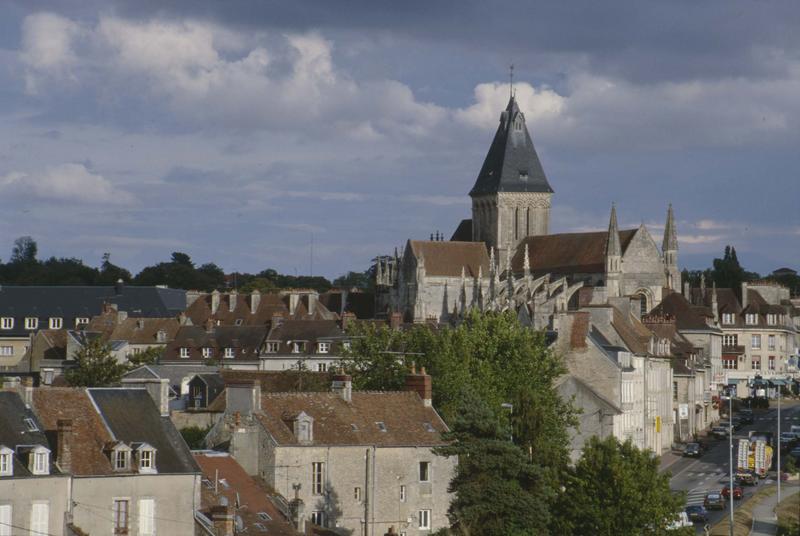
(56, 419), (73, 473)
(211, 290), (220, 314)
(229, 291), (237, 313)
(288, 293), (300, 316)
(741, 282), (749, 309)
(341, 312), (356, 330)
(210, 505), (234, 536)
(331, 374), (352, 403)
(250, 290), (260, 314)
(389, 312), (402, 330)
(405, 366), (432, 407)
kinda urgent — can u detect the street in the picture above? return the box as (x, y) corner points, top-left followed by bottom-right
(666, 399), (800, 534)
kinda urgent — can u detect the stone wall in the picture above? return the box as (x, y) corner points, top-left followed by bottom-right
(0, 475), (70, 536)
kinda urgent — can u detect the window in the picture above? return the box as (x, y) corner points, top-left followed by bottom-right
(423, 422), (436, 433)
(75, 317), (89, 327)
(0, 448), (12, 476)
(265, 342), (279, 353)
(156, 330), (167, 343)
(0, 504), (10, 536)
(519, 170), (528, 180)
(224, 348), (235, 359)
(354, 487), (362, 502)
(25, 317), (38, 330)
(768, 335), (776, 351)
(114, 449), (129, 471)
(376, 422), (387, 432)
(723, 334), (738, 347)
(30, 502), (48, 536)
(317, 363), (327, 372)
(400, 485), (406, 502)
(138, 498), (155, 536)
(745, 313), (758, 325)
(42, 369), (54, 385)
(113, 499), (129, 534)
(722, 357), (738, 370)
(751, 335), (761, 350)
(419, 461), (431, 482)
(751, 356), (761, 370)
(257, 512), (271, 521)
(311, 511), (326, 527)
(343, 341), (351, 351)
(312, 462), (324, 495)
(24, 418), (39, 432)
(672, 382), (678, 400)
(32, 451), (48, 475)
(0, 347), (12, 357)
(317, 342), (330, 354)
(767, 314), (777, 325)
(138, 449), (155, 472)
(418, 509), (431, 530)
(769, 356), (776, 370)
(49, 317), (62, 329)
(254, 523), (267, 532)
(234, 318), (243, 326)
(722, 313), (735, 325)
(0, 318), (12, 330)
(179, 347), (190, 359)
(638, 295), (648, 317)
(291, 342), (306, 353)
(201, 347), (212, 359)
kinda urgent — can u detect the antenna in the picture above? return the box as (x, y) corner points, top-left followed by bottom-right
(310, 232), (314, 277)
(509, 63), (514, 99)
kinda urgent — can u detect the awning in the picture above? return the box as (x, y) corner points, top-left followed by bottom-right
(769, 379), (789, 386)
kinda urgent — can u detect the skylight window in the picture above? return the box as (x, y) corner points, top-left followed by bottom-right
(376, 422), (387, 432)
(24, 418), (39, 432)
(423, 422), (436, 433)
(257, 512), (272, 521)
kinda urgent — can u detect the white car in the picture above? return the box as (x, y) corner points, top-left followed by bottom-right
(667, 511), (693, 530)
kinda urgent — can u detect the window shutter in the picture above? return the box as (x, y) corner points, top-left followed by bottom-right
(139, 499), (155, 535)
(30, 502), (49, 535)
(0, 505), (11, 536)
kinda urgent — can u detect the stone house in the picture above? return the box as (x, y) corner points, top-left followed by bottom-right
(208, 372), (455, 535)
(260, 319), (350, 372)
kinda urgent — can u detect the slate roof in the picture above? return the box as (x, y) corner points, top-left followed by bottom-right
(194, 452), (299, 535)
(183, 291), (337, 328)
(450, 219), (473, 242)
(611, 307), (653, 355)
(318, 290), (375, 319)
(207, 370), (334, 412)
(123, 364), (219, 394)
(191, 374), (225, 404)
(0, 285), (186, 337)
(163, 325), (268, 362)
(512, 229), (638, 275)
(0, 391), (55, 478)
(469, 96), (553, 196)
(408, 240), (490, 278)
(257, 391), (449, 447)
(88, 311), (180, 345)
(265, 319), (347, 355)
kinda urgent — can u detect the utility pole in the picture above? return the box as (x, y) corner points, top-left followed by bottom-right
(728, 389), (734, 536)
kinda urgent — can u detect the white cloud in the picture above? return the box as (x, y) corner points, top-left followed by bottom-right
(455, 82), (565, 130)
(20, 12), (82, 93)
(0, 163), (134, 204)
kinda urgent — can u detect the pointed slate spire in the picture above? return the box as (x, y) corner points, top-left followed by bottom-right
(606, 203), (621, 258)
(662, 203), (678, 253)
(469, 96), (553, 197)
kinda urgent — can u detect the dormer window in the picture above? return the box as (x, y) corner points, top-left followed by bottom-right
(156, 330), (167, 343)
(224, 348), (235, 359)
(75, 317), (90, 328)
(0, 317), (13, 330)
(745, 313), (758, 325)
(722, 313), (735, 325)
(201, 347), (213, 359)
(109, 443), (132, 471)
(291, 341), (306, 354)
(135, 444), (157, 474)
(293, 412), (314, 443)
(519, 170), (528, 180)
(767, 314), (777, 325)
(317, 342), (330, 354)
(25, 317), (38, 330)
(29, 446), (50, 475)
(376, 422), (387, 432)
(0, 446), (13, 476)
(49, 317), (63, 329)
(265, 342), (279, 353)
(180, 347), (190, 359)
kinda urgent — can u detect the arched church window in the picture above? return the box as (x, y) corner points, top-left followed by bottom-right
(636, 294), (648, 316)
(514, 207), (519, 240)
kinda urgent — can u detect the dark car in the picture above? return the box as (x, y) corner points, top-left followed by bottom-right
(722, 485), (743, 500)
(730, 417), (743, 430)
(684, 443), (702, 457)
(704, 492), (725, 510)
(685, 505), (709, 523)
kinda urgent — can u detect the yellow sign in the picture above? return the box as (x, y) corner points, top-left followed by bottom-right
(655, 416), (662, 433)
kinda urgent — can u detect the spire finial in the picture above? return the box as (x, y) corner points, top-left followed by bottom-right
(509, 63), (514, 100)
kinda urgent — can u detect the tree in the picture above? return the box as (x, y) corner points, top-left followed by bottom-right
(180, 426), (210, 449)
(10, 236), (38, 263)
(65, 337), (128, 387)
(557, 436), (689, 536)
(126, 346), (164, 369)
(435, 388), (554, 536)
(98, 252), (132, 284)
(332, 270), (372, 290)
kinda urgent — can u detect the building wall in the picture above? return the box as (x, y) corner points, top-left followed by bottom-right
(267, 445), (455, 536)
(557, 377), (617, 462)
(0, 475), (70, 536)
(647, 357), (673, 453)
(259, 355), (343, 372)
(71, 474), (200, 536)
(619, 229), (667, 310)
(0, 336), (30, 370)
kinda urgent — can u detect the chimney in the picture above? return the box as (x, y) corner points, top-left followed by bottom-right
(308, 293), (317, 316)
(186, 290), (202, 307)
(250, 290), (261, 314)
(56, 419), (73, 473)
(741, 282), (748, 309)
(20, 376), (34, 407)
(341, 312), (356, 331)
(205, 317), (215, 333)
(389, 312), (402, 330)
(289, 485), (305, 532)
(210, 505), (235, 536)
(683, 281), (690, 302)
(331, 374), (352, 403)
(117, 310), (128, 322)
(289, 293), (300, 316)
(229, 291), (237, 313)
(211, 290), (220, 314)
(178, 312), (188, 325)
(271, 313), (284, 328)
(226, 380), (261, 416)
(405, 367), (432, 407)
(121, 378), (170, 417)
(114, 278), (124, 295)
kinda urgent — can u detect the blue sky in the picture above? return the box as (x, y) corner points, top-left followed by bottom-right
(1, 1), (799, 279)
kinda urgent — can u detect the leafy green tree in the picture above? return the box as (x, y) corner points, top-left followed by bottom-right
(126, 346), (164, 369)
(97, 252), (132, 284)
(11, 236), (38, 263)
(435, 388), (554, 536)
(65, 337), (128, 387)
(558, 436), (688, 536)
(332, 270), (372, 290)
(179, 426), (210, 449)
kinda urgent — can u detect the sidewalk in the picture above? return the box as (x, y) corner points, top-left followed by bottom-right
(749, 480), (800, 535)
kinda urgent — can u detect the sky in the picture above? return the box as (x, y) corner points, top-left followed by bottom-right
(1, 1), (799, 279)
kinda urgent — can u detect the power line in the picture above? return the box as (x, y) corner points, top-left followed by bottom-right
(73, 500), (198, 527)
(0, 519), (59, 536)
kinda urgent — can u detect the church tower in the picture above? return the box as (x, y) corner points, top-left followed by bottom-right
(662, 204), (680, 290)
(469, 95), (553, 260)
(605, 203), (622, 298)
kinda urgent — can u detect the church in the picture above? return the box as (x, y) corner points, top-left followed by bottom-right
(376, 95), (680, 327)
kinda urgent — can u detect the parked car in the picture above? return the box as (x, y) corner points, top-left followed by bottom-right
(685, 505), (709, 523)
(712, 426), (729, 439)
(684, 443), (702, 457)
(722, 485), (743, 500)
(704, 492), (725, 510)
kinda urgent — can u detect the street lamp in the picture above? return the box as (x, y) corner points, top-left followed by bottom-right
(501, 403), (513, 443)
(725, 385), (734, 536)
